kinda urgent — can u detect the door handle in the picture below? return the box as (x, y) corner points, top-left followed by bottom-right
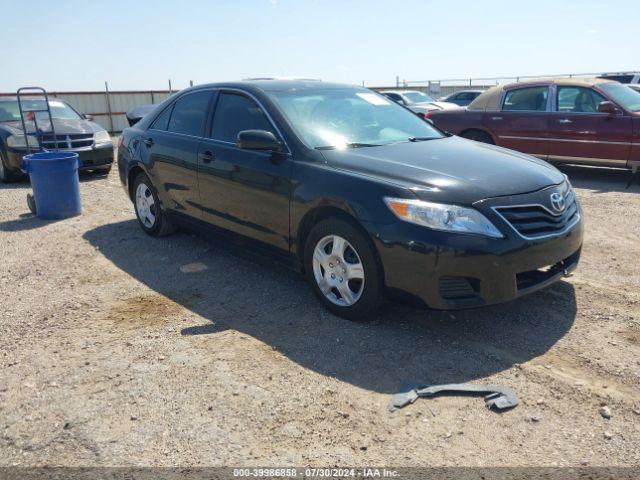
(558, 119), (573, 124)
(143, 137), (154, 147)
(491, 116), (503, 121)
(198, 151), (214, 163)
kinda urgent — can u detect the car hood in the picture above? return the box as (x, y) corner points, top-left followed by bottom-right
(0, 118), (104, 136)
(320, 135), (565, 204)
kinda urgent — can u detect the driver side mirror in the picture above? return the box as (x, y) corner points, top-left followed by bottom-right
(237, 130), (283, 152)
(83, 114), (94, 121)
(598, 101), (620, 115)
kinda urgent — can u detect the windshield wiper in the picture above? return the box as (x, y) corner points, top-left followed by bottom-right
(408, 136), (438, 142)
(315, 142), (382, 150)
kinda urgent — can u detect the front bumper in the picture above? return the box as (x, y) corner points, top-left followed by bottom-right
(6, 144), (114, 172)
(366, 214), (583, 310)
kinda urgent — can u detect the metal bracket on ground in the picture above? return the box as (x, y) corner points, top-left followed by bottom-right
(389, 383), (518, 412)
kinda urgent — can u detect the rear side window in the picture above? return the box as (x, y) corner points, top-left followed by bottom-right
(557, 87), (606, 113)
(211, 93), (275, 143)
(502, 86), (548, 111)
(167, 91), (212, 136)
(150, 105), (172, 131)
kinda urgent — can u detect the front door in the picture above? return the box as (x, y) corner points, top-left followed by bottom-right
(197, 91), (293, 252)
(547, 86), (632, 167)
(142, 90), (213, 218)
(485, 85), (550, 159)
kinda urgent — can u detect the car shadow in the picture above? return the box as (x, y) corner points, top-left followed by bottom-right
(0, 213), (59, 232)
(83, 220), (577, 394)
(558, 164), (638, 194)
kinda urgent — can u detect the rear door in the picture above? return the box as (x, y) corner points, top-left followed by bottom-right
(142, 90), (213, 218)
(197, 90), (293, 251)
(485, 85), (550, 159)
(547, 85), (631, 166)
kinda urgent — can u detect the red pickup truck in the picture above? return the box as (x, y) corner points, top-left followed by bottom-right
(428, 78), (640, 171)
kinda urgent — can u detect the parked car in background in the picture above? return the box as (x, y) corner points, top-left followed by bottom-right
(429, 78), (640, 171)
(118, 79), (582, 320)
(439, 90), (483, 106)
(597, 72), (640, 84)
(0, 97), (113, 182)
(379, 90), (460, 117)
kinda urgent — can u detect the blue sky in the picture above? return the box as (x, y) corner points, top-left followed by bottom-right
(1, 0), (637, 91)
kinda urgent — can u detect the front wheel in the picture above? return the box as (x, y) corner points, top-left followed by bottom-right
(304, 218), (383, 320)
(133, 172), (176, 237)
(0, 151), (21, 183)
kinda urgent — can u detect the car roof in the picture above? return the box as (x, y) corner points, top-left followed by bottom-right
(467, 77), (618, 111)
(0, 96), (63, 102)
(191, 79), (363, 94)
(501, 77), (617, 89)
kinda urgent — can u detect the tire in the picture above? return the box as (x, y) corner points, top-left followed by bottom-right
(0, 151), (21, 183)
(132, 172), (177, 237)
(461, 130), (494, 144)
(304, 218), (383, 321)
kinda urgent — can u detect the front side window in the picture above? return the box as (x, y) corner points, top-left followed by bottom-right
(502, 86), (549, 112)
(599, 83), (640, 112)
(167, 91), (211, 136)
(268, 87), (444, 149)
(557, 87), (606, 113)
(0, 99), (81, 123)
(211, 93), (275, 143)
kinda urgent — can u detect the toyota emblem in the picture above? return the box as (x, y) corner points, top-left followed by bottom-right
(550, 192), (566, 213)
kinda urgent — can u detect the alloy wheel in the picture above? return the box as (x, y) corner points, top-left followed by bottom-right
(312, 234), (365, 306)
(135, 183), (156, 228)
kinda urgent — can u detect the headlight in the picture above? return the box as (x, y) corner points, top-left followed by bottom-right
(384, 197), (504, 238)
(94, 131), (111, 145)
(6, 134), (39, 149)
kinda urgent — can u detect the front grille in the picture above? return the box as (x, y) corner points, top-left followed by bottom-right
(495, 189), (579, 239)
(40, 133), (94, 150)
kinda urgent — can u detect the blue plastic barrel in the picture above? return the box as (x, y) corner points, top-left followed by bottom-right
(22, 152), (82, 219)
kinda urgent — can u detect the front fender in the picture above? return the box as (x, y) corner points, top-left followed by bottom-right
(290, 161), (413, 255)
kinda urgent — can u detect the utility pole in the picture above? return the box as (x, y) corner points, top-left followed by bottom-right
(104, 81), (114, 133)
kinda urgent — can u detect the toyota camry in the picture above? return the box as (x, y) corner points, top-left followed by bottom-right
(117, 79), (583, 320)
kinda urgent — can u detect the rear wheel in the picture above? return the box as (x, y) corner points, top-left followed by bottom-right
(304, 218), (382, 320)
(133, 172), (176, 237)
(461, 130), (494, 144)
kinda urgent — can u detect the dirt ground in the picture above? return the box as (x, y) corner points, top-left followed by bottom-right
(1, 160), (639, 468)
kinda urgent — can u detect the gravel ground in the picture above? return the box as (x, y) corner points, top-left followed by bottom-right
(1, 160), (639, 467)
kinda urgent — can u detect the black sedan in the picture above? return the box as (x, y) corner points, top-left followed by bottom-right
(439, 89), (484, 106)
(118, 80), (583, 320)
(0, 97), (114, 182)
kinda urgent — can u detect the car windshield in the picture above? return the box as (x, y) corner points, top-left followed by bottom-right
(0, 99), (82, 123)
(402, 91), (436, 104)
(269, 88), (444, 149)
(599, 83), (640, 112)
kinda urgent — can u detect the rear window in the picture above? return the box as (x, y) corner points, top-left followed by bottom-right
(167, 91), (212, 136)
(502, 86), (548, 112)
(150, 106), (172, 131)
